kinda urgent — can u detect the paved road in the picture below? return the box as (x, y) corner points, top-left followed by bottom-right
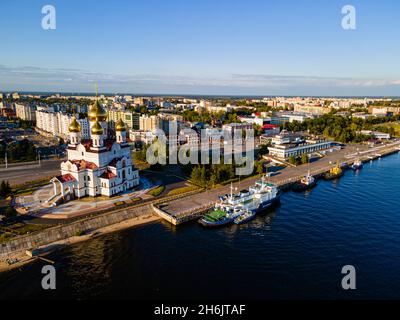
(0, 159), (63, 185)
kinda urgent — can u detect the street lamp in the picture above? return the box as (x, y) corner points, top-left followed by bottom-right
(36, 150), (41, 166)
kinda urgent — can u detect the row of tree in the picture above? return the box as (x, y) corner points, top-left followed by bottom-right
(190, 163), (238, 188)
(289, 154), (309, 166)
(284, 113), (400, 143)
(0, 139), (37, 163)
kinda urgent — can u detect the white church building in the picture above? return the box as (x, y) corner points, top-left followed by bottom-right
(50, 100), (140, 201)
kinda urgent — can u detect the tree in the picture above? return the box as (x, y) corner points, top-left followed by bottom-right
(0, 181), (12, 198)
(4, 206), (17, 218)
(255, 161), (264, 174)
(301, 153), (309, 164)
(258, 144), (270, 157)
(289, 155), (297, 165)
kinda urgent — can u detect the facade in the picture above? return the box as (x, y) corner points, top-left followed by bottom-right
(139, 115), (159, 131)
(124, 111), (140, 130)
(50, 101), (139, 200)
(222, 123), (254, 142)
(360, 130), (391, 140)
(368, 106), (400, 116)
(294, 104), (332, 115)
(15, 103), (36, 121)
(36, 109), (89, 139)
(36, 109), (59, 136)
(268, 139), (333, 160)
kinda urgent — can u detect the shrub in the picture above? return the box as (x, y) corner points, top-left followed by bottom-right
(75, 230), (85, 237)
(148, 185), (165, 197)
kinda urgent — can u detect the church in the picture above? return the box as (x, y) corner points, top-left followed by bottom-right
(50, 100), (140, 200)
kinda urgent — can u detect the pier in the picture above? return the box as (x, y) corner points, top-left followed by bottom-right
(154, 141), (400, 225)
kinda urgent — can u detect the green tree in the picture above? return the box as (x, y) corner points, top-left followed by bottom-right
(255, 161), (264, 174)
(0, 181), (12, 198)
(289, 155), (297, 166)
(4, 206), (17, 218)
(301, 153), (309, 164)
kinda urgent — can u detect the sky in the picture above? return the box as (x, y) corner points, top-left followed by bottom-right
(0, 0), (400, 96)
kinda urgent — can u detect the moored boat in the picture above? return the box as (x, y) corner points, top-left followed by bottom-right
(198, 177), (280, 227)
(234, 210), (257, 225)
(198, 208), (239, 227)
(351, 159), (363, 170)
(324, 162), (344, 180)
(292, 171), (317, 192)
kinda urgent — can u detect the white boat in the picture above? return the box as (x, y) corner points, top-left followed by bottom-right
(351, 159), (363, 170)
(292, 171), (316, 192)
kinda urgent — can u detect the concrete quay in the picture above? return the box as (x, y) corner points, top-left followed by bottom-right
(154, 141), (400, 225)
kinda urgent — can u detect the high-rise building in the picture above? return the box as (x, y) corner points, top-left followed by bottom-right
(139, 115), (159, 131)
(15, 103), (36, 121)
(123, 111), (140, 130)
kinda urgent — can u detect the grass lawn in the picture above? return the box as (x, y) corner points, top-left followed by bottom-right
(12, 177), (52, 196)
(0, 222), (49, 243)
(147, 185), (165, 197)
(167, 185), (201, 196)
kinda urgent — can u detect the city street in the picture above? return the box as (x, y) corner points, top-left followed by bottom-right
(0, 158), (63, 185)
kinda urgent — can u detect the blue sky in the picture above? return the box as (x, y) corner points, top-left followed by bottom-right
(1, 0), (400, 96)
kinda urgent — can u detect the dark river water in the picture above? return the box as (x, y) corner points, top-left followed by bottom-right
(1, 153), (400, 300)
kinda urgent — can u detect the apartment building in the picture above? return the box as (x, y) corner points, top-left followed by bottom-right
(15, 103), (36, 121)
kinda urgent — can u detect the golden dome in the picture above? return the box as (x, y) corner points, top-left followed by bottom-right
(115, 118), (126, 132)
(68, 117), (81, 133)
(91, 121), (104, 135)
(88, 100), (107, 122)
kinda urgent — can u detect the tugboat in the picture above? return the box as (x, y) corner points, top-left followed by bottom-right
(234, 209), (257, 225)
(324, 162), (344, 180)
(292, 171), (317, 192)
(199, 177), (280, 227)
(351, 159), (363, 170)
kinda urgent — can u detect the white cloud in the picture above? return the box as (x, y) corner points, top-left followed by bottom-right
(1, 65), (400, 95)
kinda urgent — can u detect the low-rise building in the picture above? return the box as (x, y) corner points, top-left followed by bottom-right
(360, 130), (391, 140)
(268, 139), (333, 160)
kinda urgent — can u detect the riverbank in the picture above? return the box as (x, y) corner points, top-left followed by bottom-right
(1, 141), (399, 272)
(0, 212), (159, 273)
(2, 152), (399, 299)
(154, 141), (400, 224)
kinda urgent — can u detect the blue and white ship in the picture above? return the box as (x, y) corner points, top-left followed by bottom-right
(199, 176), (280, 227)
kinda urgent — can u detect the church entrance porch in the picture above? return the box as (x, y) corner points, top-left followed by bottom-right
(49, 174), (77, 206)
